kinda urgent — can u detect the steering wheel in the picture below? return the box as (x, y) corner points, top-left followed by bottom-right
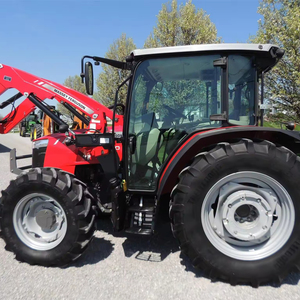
(163, 104), (186, 119)
(108, 103), (125, 115)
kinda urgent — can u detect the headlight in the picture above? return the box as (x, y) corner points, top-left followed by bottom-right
(33, 139), (49, 149)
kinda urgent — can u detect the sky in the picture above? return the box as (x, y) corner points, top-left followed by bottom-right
(0, 0), (261, 116)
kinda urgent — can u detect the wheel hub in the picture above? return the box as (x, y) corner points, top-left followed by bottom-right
(13, 193), (67, 251)
(202, 171), (295, 261)
(222, 190), (273, 242)
(35, 209), (56, 230)
(235, 204), (251, 218)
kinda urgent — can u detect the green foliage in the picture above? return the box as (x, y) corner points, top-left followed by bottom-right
(95, 33), (136, 106)
(143, 0), (221, 116)
(56, 75), (87, 119)
(264, 120), (300, 131)
(94, 1), (220, 109)
(144, 0), (221, 48)
(252, 0), (300, 121)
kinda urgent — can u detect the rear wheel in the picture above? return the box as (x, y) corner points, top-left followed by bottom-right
(0, 168), (96, 266)
(170, 139), (300, 286)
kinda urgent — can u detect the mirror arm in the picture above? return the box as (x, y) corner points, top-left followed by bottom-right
(81, 55), (131, 84)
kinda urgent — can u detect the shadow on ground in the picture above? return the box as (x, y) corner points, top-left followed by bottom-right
(0, 144), (11, 153)
(69, 236), (114, 268)
(68, 217), (179, 267)
(95, 217), (179, 263)
(180, 252), (300, 287)
(121, 221), (179, 262)
(64, 216), (300, 287)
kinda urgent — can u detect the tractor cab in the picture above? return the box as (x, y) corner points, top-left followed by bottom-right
(82, 44), (284, 191)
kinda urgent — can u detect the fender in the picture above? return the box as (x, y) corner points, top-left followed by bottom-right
(157, 126), (300, 199)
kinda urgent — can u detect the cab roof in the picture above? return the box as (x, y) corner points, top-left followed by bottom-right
(130, 43), (283, 73)
(131, 43), (280, 57)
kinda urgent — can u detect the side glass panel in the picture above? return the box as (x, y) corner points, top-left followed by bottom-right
(128, 55), (222, 190)
(228, 55), (256, 125)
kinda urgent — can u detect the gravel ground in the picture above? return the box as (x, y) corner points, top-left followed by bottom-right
(0, 133), (300, 300)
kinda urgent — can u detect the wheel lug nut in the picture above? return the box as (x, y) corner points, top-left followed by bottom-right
(228, 204), (232, 208)
(257, 199), (261, 203)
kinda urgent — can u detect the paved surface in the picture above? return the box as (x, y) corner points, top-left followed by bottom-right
(0, 133), (300, 299)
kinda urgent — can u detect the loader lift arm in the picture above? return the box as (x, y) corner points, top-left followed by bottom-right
(0, 64), (122, 134)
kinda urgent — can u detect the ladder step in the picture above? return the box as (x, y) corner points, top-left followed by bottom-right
(125, 228), (153, 235)
(128, 206), (155, 213)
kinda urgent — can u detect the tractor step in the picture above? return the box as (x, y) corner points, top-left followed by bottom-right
(125, 228), (153, 235)
(128, 206), (154, 213)
(125, 204), (155, 235)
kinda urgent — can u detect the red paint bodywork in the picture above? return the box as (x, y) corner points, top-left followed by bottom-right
(0, 64), (124, 169)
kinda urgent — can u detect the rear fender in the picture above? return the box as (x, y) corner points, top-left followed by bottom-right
(157, 126), (300, 200)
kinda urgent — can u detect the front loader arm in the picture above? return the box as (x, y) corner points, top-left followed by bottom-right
(0, 97), (36, 134)
(0, 64), (122, 134)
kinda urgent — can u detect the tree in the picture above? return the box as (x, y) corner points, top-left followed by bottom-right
(95, 33), (136, 107)
(143, 0), (221, 119)
(144, 0), (221, 48)
(252, 0), (300, 121)
(56, 75), (87, 119)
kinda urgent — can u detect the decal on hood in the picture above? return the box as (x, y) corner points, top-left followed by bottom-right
(43, 83), (93, 114)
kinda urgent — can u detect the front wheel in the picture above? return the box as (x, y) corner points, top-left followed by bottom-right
(170, 139), (300, 286)
(0, 168), (96, 266)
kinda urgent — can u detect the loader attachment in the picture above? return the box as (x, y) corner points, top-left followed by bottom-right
(0, 64), (122, 134)
(10, 148), (32, 175)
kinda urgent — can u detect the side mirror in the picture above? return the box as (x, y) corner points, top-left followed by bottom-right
(58, 124), (69, 133)
(85, 61), (94, 95)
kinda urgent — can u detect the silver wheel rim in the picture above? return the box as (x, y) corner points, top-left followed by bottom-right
(13, 193), (67, 251)
(201, 171), (295, 261)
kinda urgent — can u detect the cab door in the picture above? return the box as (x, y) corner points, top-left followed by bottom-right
(126, 55), (222, 191)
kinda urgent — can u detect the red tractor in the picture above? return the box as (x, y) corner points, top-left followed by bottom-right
(0, 44), (299, 286)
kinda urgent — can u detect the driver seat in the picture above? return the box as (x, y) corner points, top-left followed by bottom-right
(134, 112), (162, 167)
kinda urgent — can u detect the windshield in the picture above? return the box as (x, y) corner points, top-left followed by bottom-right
(130, 55), (222, 133)
(128, 55), (222, 190)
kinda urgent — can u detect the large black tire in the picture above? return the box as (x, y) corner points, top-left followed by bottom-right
(32, 123), (42, 140)
(170, 139), (300, 286)
(0, 168), (96, 266)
